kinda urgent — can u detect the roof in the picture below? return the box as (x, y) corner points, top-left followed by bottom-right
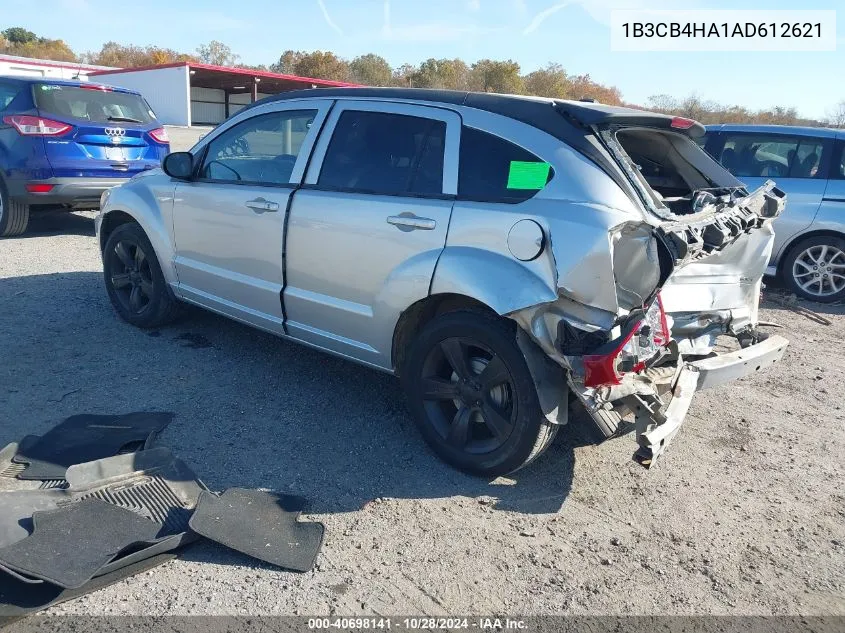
(0, 54), (113, 71)
(250, 87), (703, 135)
(0, 74), (142, 94)
(706, 123), (843, 139)
(89, 62), (359, 89)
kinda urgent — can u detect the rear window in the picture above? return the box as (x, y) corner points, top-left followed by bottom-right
(458, 127), (553, 202)
(33, 84), (155, 124)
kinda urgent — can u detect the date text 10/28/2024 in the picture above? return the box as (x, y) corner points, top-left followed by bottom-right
(308, 618), (527, 630)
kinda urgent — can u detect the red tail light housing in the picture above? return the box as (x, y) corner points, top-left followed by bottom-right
(149, 127), (170, 144)
(80, 84), (113, 91)
(583, 294), (671, 388)
(3, 115), (72, 136)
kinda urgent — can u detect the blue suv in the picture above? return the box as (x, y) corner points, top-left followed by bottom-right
(0, 76), (170, 236)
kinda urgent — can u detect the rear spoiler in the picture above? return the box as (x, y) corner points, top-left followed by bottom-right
(554, 102), (706, 139)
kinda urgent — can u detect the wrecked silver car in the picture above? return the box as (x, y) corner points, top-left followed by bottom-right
(95, 88), (788, 477)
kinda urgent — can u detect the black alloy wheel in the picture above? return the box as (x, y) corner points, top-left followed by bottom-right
(420, 337), (516, 455)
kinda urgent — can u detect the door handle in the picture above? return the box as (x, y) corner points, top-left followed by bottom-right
(386, 214), (436, 231)
(245, 198), (279, 213)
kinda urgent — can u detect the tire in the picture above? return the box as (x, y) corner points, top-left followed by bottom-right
(401, 309), (558, 477)
(782, 235), (845, 303)
(0, 178), (30, 237)
(102, 222), (181, 328)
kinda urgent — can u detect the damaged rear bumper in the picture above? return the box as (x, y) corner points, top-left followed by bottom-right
(623, 334), (788, 466)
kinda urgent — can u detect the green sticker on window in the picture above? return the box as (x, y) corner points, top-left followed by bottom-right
(507, 161), (551, 190)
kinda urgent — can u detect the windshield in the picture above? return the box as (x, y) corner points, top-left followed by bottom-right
(33, 83), (155, 124)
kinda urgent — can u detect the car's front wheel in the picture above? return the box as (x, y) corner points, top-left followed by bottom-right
(783, 235), (845, 303)
(102, 222), (181, 328)
(402, 309), (557, 477)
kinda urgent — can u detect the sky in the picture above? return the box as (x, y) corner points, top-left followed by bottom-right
(2, 0), (842, 119)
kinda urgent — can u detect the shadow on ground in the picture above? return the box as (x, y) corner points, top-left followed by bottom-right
(14, 210), (95, 239)
(762, 279), (845, 319)
(1, 270), (591, 525)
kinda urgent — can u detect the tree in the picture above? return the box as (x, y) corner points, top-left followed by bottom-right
(524, 63), (569, 98)
(196, 40), (239, 67)
(391, 63), (416, 87)
(824, 101), (845, 128)
(1, 34), (76, 62)
(646, 94), (678, 112)
(568, 74), (622, 105)
(349, 54), (392, 86)
(81, 42), (195, 67)
(408, 58), (469, 90)
(270, 50), (349, 81)
(270, 50), (303, 74)
(468, 59), (524, 94)
(2, 27), (37, 45)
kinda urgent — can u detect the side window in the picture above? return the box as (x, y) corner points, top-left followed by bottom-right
(0, 82), (21, 111)
(200, 109), (317, 185)
(458, 127), (553, 202)
(318, 110), (446, 196)
(718, 134), (824, 179)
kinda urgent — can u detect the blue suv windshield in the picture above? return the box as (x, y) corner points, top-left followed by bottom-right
(33, 83), (155, 124)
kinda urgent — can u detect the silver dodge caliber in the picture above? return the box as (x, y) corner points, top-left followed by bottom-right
(96, 88), (789, 477)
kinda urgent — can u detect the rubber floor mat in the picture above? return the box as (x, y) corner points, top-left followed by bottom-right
(189, 488), (325, 573)
(0, 552), (176, 618)
(12, 412), (173, 481)
(0, 499), (161, 589)
(0, 447), (206, 575)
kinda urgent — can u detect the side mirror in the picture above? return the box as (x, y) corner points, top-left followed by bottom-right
(163, 152), (194, 180)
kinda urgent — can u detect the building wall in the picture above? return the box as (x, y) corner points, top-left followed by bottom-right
(0, 56), (107, 80)
(228, 91), (270, 117)
(93, 66), (192, 126)
(189, 87), (270, 125)
(190, 86), (225, 125)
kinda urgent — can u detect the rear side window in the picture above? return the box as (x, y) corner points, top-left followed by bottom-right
(33, 84), (155, 124)
(0, 81), (21, 111)
(318, 110), (446, 196)
(718, 133), (825, 179)
(459, 127), (553, 202)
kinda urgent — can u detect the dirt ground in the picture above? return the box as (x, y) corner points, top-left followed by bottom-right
(1, 210), (843, 616)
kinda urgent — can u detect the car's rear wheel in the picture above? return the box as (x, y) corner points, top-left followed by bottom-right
(0, 179), (30, 237)
(783, 235), (845, 303)
(402, 310), (557, 477)
(103, 222), (180, 328)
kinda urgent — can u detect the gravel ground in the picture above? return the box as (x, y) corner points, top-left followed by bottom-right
(1, 210), (843, 616)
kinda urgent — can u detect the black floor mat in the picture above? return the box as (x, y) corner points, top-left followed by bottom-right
(189, 488), (325, 573)
(0, 552), (176, 618)
(0, 447), (206, 584)
(0, 499), (161, 589)
(12, 412), (173, 481)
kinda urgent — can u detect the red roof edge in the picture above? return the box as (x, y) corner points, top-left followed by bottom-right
(89, 61), (361, 88)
